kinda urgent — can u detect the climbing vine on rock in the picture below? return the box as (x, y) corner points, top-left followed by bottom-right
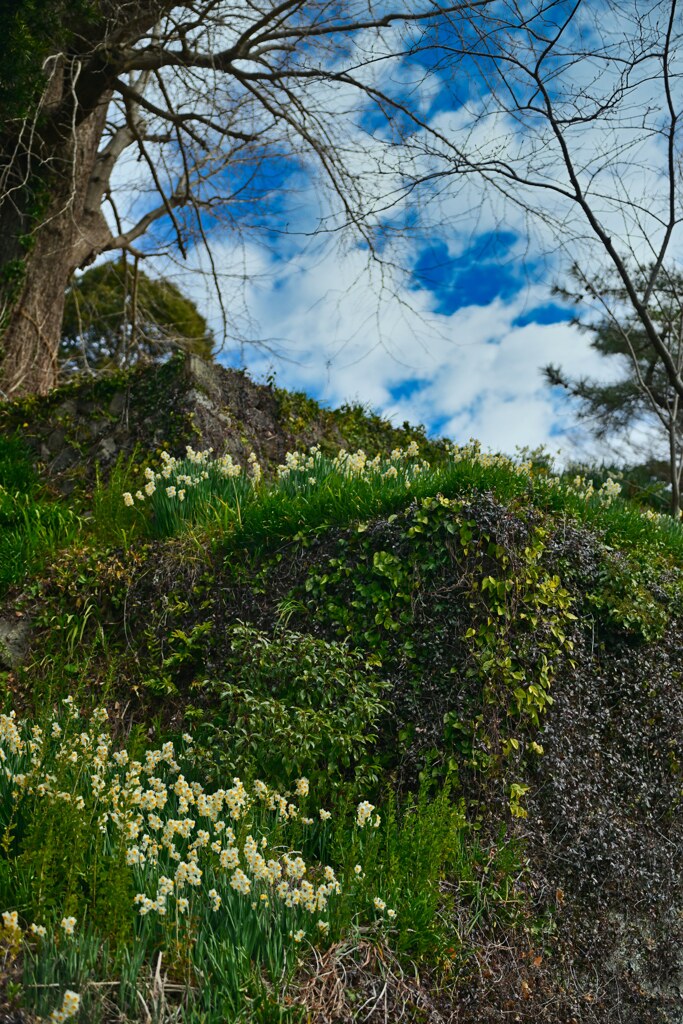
(302, 493), (576, 815)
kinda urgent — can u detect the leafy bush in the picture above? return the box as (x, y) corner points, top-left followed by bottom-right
(300, 492), (576, 812)
(193, 625), (390, 799)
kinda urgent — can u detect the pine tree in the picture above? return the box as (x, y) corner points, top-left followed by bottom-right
(545, 266), (683, 515)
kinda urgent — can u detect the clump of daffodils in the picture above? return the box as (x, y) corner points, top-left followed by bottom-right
(0, 702), (395, 955)
(356, 800), (380, 828)
(562, 473), (623, 505)
(122, 445), (263, 511)
(120, 438), (636, 537)
(123, 440), (434, 514)
(0, 906), (77, 1017)
(447, 438), (533, 475)
(1, 909), (22, 954)
(641, 505), (677, 523)
(277, 442), (430, 490)
(447, 440), (629, 511)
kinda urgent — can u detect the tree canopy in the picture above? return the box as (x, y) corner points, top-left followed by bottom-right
(413, 2), (683, 451)
(61, 260), (214, 374)
(0, 0), (98, 121)
(0, 0), (474, 396)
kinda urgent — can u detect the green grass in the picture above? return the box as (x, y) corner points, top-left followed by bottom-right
(113, 441), (683, 568)
(87, 449), (146, 549)
(0, 435), (80, 596)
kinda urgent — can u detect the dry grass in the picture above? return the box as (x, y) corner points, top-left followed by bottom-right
(296, 940), (452, 1024)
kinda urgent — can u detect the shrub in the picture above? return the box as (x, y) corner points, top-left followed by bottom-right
(193, 625), (390, 799)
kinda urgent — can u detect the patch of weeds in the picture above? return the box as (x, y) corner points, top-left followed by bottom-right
(88, 448), (145, 548)
(0, 433), (35, 493)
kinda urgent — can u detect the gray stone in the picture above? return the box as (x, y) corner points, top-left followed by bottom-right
(185, 355), (222, 404)
(109, 392), (127, 415)
(50, 447), (79, 473)
(605, 909), (683, 1023)
(0, 615), (32, 669)
(98, 436), (118, 461)
(185, 387), (218, 413)
(88, 418), (109, 439)
(55, 400), (77, 419)
(46, 427), (65, 454)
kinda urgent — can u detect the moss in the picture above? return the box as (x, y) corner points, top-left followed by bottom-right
(0, 1), (100, 121)
(0, 354), (199, 496)
(275, 386), (326, 434)
(328, 401), (448, 465)
(274, 387), (449, 466)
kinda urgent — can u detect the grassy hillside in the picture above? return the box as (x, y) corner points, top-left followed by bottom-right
(0, 362), (681, 1023)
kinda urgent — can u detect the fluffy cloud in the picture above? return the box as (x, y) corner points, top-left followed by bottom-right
(178, 233), (614, 461)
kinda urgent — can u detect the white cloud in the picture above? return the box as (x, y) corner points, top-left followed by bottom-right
(189, 234), (614, 461)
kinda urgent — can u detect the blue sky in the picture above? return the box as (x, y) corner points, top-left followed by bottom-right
(107, 1), (681, 466)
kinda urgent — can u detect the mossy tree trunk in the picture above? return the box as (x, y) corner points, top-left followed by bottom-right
(0, 89), (114, 397)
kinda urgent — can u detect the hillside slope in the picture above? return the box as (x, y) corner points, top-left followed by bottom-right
(0, 356), (681, 1024)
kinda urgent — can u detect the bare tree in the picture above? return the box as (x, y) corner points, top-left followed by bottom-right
(405, 0), (683, 503)
(0, 0), (488, 397)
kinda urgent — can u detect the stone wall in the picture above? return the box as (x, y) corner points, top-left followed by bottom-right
(0, 353), (344, 495)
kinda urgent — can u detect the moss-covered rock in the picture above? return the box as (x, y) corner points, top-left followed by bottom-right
(0, 353), (446, 499)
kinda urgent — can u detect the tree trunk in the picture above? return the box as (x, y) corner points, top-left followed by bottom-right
(668, 402), (681, 517)
(0, 94), (113, 398)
